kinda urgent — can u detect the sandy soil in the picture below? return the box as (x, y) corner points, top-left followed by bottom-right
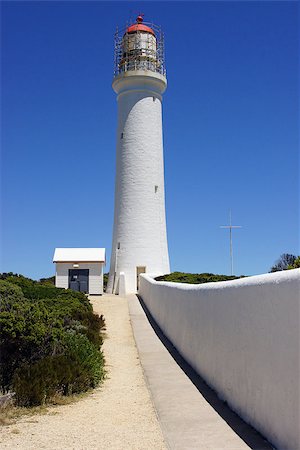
(0, 294), (166, 450)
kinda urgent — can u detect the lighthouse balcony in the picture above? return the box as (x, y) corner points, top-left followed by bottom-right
(119, 60), (161, 74)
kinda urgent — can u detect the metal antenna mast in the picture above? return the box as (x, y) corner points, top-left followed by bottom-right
(220, 210), (242, 275)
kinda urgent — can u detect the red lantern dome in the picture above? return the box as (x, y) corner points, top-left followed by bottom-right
(126, 15), (155, 36)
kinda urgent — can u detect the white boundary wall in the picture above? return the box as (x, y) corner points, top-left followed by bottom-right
(139, 270), (300, 450)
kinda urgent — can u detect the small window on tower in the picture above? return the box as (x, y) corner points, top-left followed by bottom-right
(153, 97), (156, 102)
(155, 185), (158, 193)
(121, 132), (124, 139)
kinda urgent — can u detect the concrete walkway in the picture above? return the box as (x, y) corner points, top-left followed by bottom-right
(128, 294), (273, 450)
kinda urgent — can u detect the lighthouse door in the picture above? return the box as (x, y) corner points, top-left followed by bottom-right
(136, 266), (146, 291)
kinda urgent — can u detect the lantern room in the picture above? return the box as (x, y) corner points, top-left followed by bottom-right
(114, 15), (165, 77)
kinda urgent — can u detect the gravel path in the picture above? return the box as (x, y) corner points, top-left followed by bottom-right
(0, 294), (166, 450)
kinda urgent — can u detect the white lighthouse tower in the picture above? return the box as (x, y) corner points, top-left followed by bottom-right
(107, 15), (170, 295)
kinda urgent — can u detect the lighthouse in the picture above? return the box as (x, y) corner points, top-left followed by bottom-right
(107, 15), (170, 295)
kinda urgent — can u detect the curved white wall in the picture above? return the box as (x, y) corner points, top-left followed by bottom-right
(107, 71), (170, 294)
(139, 270), (300, 450)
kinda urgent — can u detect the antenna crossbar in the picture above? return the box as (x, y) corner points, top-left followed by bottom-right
(220, 211), (242, 276)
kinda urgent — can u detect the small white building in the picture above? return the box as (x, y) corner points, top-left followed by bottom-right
(53, 248), (106, 295)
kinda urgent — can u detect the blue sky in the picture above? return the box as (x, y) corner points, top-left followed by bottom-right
(1, 1), (299, 279)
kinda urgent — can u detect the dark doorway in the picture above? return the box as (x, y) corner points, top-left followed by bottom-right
(136, 266), (146, 291)
(69, 269), (89, 293)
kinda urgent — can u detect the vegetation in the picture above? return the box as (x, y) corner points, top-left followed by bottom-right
(155, 272), (243, 284)
(0, 272), (55, 285)
(157, 256), (300, 284)
(289, 256), (300, 269)
(103, 272), (109, 292)
(0, 274), (105, 407)
(270, 254), (300, 272)
(39, 276), (55, 285)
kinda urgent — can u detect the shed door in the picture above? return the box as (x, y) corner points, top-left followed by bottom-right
(69, 269), (89, 293)
(136, 266), (146, 291)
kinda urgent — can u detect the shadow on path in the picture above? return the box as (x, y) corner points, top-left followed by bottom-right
(137, 295), (274, 450)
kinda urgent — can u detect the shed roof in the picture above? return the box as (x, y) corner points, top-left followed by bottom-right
(53, 248), (105, 263)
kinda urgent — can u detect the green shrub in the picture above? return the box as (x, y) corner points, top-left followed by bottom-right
(34, 294), (104, 349)
(13, 356), (65, 406)
(0, 279), (25, 303)
(0, 274), (64, 299)
(0, 281), (29, 392)
(13, 333), (105, 406)
(0, 274), (36, 289)
(22, 285), (64, 299)
(62, 332), (105, 391)
(288, 256), (300, 269)
(103, 273), (109, 292)
(39, 276), (55, 285)
(0, 277), (105, 403)
(0, 282), (67, 393)
(155, 272), (243, 284)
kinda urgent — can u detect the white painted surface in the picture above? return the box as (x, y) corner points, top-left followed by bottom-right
(55, 262), (104, 295)
(139, 270), (300, 450)
(53, 248), (105, 262)
(119, 272), (126, 297)
(107, 70), (170, 294)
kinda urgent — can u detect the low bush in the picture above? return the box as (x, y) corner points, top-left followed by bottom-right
(155, 272), (243, 284)
(13, 333), (104, 406)
(39, 276), (55, 285)
(0, 275), (105, 406)
(0, 274), (64, 299)
(103, 273), (109, 292)
(287, 256), (300, 270)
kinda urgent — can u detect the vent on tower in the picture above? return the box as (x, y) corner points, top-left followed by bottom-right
(114, 15), (166, 77)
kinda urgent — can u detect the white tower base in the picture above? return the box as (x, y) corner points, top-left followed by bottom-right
(107, 71), (170, 295)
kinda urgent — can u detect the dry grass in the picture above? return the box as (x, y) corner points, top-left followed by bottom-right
(0, 391), (90, 427)
(49, 391), (89, 406)
(0, 404), (48, 426)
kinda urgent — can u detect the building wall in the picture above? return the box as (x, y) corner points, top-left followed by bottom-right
(107, 72), (170, 295)
(55, 262), (104, 295)
(139, 270), (300, 450)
